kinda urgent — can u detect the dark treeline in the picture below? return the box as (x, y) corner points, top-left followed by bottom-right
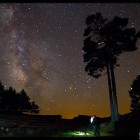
(0, 81), (40, 115)
(129, 75), (140, 115)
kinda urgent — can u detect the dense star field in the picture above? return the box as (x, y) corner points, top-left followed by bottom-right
(0, 3), (140, 119)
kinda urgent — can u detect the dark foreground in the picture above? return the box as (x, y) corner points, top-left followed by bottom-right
(0, 113), (139, 137)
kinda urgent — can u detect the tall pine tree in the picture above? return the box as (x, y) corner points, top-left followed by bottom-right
(83, 12), (140, 121)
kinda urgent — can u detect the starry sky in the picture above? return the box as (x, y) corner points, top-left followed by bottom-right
(0, 3), (140, 119)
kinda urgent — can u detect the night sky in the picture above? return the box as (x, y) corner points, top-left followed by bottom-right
(0, 3), (140, 119)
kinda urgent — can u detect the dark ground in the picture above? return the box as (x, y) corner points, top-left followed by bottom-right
(0, 112), (139, 138)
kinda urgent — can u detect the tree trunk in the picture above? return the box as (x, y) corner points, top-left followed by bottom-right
(110, 61), (119, 121)
(106, 63), (115, 121)
(106, 42), (119, 122)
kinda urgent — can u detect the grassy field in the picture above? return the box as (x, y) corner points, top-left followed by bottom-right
(0, 126), (113, 137)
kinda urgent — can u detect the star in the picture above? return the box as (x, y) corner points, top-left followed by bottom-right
(0, 3), (140, 119)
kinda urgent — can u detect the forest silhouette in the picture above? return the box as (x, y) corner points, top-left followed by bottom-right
(0, 81), (39, 115)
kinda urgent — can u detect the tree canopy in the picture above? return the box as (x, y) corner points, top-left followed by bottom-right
(0, 81), (40, 115)
(83, 13), (140, 78)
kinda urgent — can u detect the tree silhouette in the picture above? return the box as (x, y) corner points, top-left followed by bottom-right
(129, 75), (140, 115)
(30, 101), (40, 114)
(0, 81), (40, 115)
(18, 89), (31, 113)
(0, 81), (4, 111)
(0, 81), (4, 91)
(5, 87), (17, 111)
(83, 12), (140, 121)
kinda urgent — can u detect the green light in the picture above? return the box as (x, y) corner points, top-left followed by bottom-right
(73, 131), (91, 136)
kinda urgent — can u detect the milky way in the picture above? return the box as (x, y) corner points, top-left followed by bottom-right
(0, 3), (140, 119)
